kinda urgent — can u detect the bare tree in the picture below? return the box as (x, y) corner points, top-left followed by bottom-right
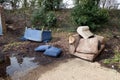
(100, 0), (107, 8)
(100, 0), (118, 9)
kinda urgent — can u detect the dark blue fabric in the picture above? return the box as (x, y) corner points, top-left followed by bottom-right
(42, 31), (52, 42)
(43, 46), (62, 57)
(20, 36), (28, 41)
(34, 45), (51, 52)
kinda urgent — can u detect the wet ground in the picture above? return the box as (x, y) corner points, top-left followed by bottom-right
(0, 30), (120, 80)
(0, 55), (38, 80)
(0, 29), (120, 79)
(0, 53), (68, 80)
(1, 26), (120, 79)
(0, 46), (70, 80)
(0, 9), (120, 80)
(0, 30), (70, 80)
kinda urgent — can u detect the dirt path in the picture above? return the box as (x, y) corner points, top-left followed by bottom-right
(20, 58), (120, 80)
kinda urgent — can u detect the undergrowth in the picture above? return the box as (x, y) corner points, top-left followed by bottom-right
(104, 51), (120, 63)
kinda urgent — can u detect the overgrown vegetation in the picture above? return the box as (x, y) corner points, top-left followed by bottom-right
(41, 0), (62, 11)
(31, 7), (46, 28)
(71, 0), (109, 30)
(104, 51), (120, 65)
(3, 42), (27, 52)
(31, 8), (57, 29)
(31, 0), (62, 29)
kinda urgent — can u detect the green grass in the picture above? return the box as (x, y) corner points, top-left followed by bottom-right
(104, 51), (120, 64)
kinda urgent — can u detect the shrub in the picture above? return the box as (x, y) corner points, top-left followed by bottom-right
(31, 7), (46, 27)
(37, 0), (62, 11)
(31, 7), (57, 29)
(71, 0), (109, 30)
(0, 0), (5, 3)
(46, 11), (57, 27)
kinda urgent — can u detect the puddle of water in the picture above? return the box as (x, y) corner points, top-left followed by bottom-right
(0, 56), (39, 80)
(0, 52), (68, 80)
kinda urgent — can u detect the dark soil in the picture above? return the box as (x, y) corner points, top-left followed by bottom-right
(95, 35), (120, 72)
(0, 9), (120, 80)
(0, 30), (71, 80)
(0, 10), (71, 79)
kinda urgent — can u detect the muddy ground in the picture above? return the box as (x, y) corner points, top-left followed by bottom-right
(0, 10), (120, 80)
(0, 27), (120, 80)
(0, 28), (71, 80)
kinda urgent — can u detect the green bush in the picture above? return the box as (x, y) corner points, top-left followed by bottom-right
(46, 11), (57, 27)
(31, 7), (46, 27)
(0, 0), (5, 3)
(31, 7), (57, 29)
(71, 0), (109, 30)
(41, 0), (62, 11)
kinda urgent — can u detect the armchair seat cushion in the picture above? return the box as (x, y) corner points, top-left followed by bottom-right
(76, 37), (99, 54)
(73, 45), (105, 61)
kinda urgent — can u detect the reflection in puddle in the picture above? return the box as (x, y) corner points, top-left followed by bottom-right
(0, 56), (39, 80)
(7, 57), (38, 75)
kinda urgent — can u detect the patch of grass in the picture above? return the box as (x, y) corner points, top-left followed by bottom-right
(3, 42), (28, 52)
(104, 51), (120, 64)
(103, 59), (111, 64)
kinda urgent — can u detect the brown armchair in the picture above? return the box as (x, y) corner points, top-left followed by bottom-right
(69, 34), (105, 61)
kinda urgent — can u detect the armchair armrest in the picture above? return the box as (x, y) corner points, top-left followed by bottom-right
(69, 34), (81, 54)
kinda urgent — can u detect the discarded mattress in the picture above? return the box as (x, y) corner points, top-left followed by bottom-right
(34, 45), (51, 52)
(44, 46), (62, 57)
(24, 27), (42, 42)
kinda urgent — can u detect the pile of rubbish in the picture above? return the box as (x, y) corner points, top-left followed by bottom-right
(69, 26), (105, 61)
(20, 27), (62, 57)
